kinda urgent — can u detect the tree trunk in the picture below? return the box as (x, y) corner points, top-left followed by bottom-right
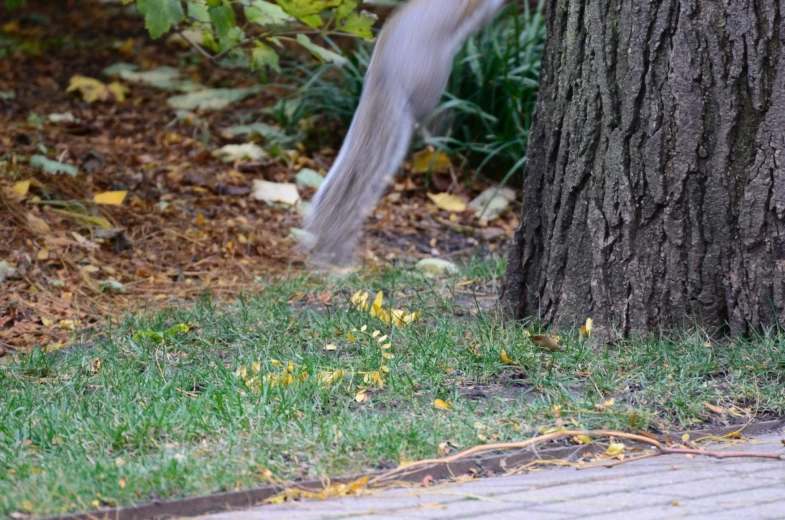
(502, 0), (785, 336)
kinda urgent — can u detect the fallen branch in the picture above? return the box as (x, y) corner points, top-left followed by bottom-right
(369, 430), (784, 485)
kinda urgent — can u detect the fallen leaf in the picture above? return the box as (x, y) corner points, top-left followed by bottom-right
(606, 443), (625, 457)
(468, 186), (516, 221)
(93, 191), (128, 205)
(433, 399), (453, 410)
(533, 334), (561, 352)
(252, 180), (300, 206)
(294, 168), (325, 188)
(30, 155), (78, 177)
(427, 192), (466, 212)
(223, 122), (294, 147)
(500, 349), (519, 366)
(703, 402), (726, 414)
(66, 75), (127, 103)
(26, 214), (51, 235)
(13, 180), (30, 196)
(167, 86), (263, 111)
(572, 434), (592, 445)
(98, 280), (127, 294)
(414, 258), (458, 277)
(214, 143), (267, 162)
(580, 317), (593, 337)
(412, 148), (452, 174)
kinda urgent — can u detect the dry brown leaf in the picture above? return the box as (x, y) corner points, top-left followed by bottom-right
(703, 402), (726, 414)
(533, 334), (561, 352)
(27, 214), (51, 235)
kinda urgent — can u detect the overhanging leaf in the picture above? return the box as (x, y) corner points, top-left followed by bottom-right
(296, 34), (348, 66)
(137, 0), (185, 39)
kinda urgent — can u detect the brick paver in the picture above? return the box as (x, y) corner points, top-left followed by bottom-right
(197, 428), (785, 519)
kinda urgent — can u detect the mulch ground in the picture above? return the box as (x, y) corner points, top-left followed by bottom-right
(0, 1), (518, 357)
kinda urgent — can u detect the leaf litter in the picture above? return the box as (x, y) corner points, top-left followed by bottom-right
(0, 3), (517, 358)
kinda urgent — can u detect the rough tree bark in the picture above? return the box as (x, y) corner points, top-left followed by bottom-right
(502, 0), (784, 336)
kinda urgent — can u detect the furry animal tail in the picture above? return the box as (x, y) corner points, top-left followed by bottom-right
(302, 85), (415, 267)
(300, 0), (507, 267)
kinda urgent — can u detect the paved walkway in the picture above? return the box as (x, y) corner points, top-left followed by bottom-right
(199, 428), (785, 520)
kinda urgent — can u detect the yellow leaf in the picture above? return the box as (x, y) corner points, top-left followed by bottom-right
(681, 433), (690, 443)
(119, 477), (126, 489)
(584, 318), (593, 336)
(376, 309), (391, 324)
(369, 291), (384, 317)
(427, 192), (467, 212)
(351, 290), (369, 311)
(270, 359), (282, 367)
(66, 75), (126, 103)
(355, 391), (368, 403)
(606, 443), (625, 457)
(37, 247), (49, 261)
(107, 82), (129, 102)
(433, 399), (453, 410)
(500, 349), (518, 366)
(573, 434), (592, 445)
(347, 332), (357, 342)
(412, 148), (452, 174)
(323, 343), (337, 351)
(59, 319), (77, 330)
(391, 309), (418, 327)
(93, 190), (127, 205)
(252, 361), (262, 373)
(13, 180), (30, 195)
(41, 317), (55, 327)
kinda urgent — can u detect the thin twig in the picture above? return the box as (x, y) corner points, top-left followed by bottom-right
(660, 447), (781, 459)
(578, 451), (661, 470)
(177, 30), (220, 64)
(369, 430), (784, 485)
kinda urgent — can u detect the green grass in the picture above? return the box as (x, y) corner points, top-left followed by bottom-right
(2, 256), (784, 517)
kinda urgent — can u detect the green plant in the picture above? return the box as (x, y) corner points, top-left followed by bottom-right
(288, 2), (546, 186)
(430, 1), (545, 185)
(135, 1), (379, 72)
(5, 1), (376, 69)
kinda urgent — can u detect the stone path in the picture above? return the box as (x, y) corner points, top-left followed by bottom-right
(198, 428), (785, 520)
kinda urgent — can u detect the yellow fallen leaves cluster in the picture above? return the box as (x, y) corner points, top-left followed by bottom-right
(265, 476), (369, 504)
(235, 360), (345, 390)
(67, 75), (129, 103)
(349, 325), (395, 401)
(350, 290), (418, 327)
